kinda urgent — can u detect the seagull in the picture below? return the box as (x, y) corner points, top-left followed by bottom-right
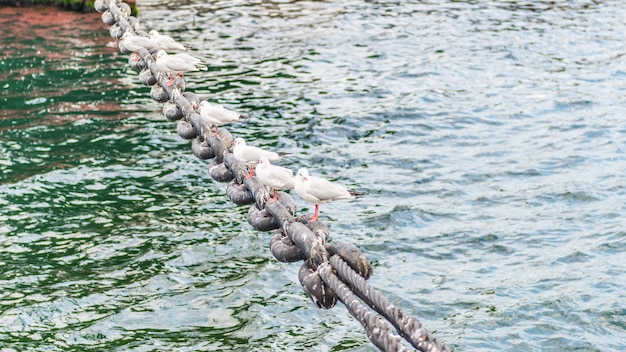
(120, 32), (156, 53)
(232, 138), (289, 177)
(294, 168), (359, 222)
(199, 101), (248, 135)
(148, 30), (186, 51)
(155, 50), (206, 86)
(255, 156), (295, 202)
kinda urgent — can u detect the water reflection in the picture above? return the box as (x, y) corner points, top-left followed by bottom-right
(0, 6), (130, 126)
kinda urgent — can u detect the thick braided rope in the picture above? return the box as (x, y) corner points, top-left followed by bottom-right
(318, 262), (414, 352)
(96, 1), (453, 351)
(330, 256), (452, 352)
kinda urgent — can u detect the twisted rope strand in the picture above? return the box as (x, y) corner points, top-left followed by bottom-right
(318, 263), (413, 352)
(330, 255), (452, 352)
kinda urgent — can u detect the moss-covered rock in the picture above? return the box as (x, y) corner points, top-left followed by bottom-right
(0, 0), (138, 15)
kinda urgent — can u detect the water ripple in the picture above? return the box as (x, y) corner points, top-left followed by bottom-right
(2, 1), (626, 351)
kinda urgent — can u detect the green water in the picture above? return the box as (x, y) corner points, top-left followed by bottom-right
(2, 1), (626, 351)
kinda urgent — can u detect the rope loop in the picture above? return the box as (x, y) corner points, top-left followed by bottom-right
(176, 120), (197, 140)
(272, 193), (297, 216)
(109, 24), (123, 39)
(205, 135), (229, 164)
(247, 192), (297, 232)
(244, 176), (270, 211)
(165, 75), (186, 92)
(130, 55), (146, 71)
(226, 181), (254, 205)
(126, 16), (140, 32)
(270, 229), (306, 263)
(297, 215), (330, 244)
(247, 205), (279, 232)
(208, 159), (234, 183)
(181, 92), (200, 111)
(94, 0), (107, 12)
(287, 222), (328, 268)
(163, 102), (183, 121)
(150, 84), (169, 103)
(299, 260), (337, 309)
(326, 242), (373, 280)
(139, 68), (156, 85)
(101, 10), (115, 26)
(118, 1), (131, 16)
(191, 137), (214, 160)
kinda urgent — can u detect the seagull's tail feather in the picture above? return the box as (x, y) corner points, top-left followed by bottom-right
(349, 190), (365, 197)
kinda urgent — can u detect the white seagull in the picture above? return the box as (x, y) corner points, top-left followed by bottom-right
(233, 138), (288, 177)
(255, 156), (295, 202)
(148, 30), (186, 51)
(155, 50), (206, 86)
(199, 101), (247, 135)
(294, 168), (359, 222)
(120, 32), (156, 52)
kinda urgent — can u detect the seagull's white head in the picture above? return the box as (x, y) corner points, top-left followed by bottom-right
(234, 138), (246, 147)
(258, 156), (270, 167)
(296, 168), (309, 181)
(155, 50), (166, 59)
(148, 30), (158, 38)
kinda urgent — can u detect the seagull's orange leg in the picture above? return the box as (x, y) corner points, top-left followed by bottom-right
(308, 204), (319, 222)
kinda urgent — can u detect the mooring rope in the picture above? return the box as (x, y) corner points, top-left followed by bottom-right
(96, 1), (452, 350)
